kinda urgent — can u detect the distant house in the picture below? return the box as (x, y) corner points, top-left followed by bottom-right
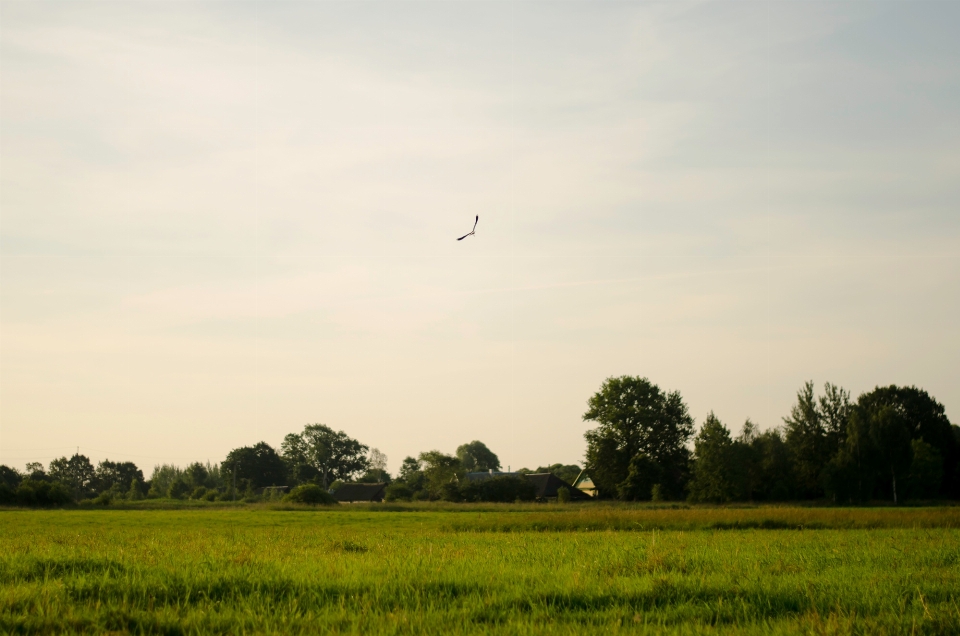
(463, 470), (589, 501)
(331, 482), (387, 503)
(525, 473), (590, 501)
(572, 469), (598, 498)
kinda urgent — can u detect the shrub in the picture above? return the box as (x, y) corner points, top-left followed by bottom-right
(651, 484), (664, 502)
(557, 486), (571, 504)
(284, 484), (337, 505)
(168, 481), (189, 500)
(191, 486), (208, 500)
(441, 482), (463, 502)
(204, 490), (218, 501)
(0, 483), (16, 506)
(384, 483), (414, 502)
(94, 491), (114, 506)
(15, 480), (73, 507)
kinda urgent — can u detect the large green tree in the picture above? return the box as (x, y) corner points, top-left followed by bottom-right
(782, 381), (851, 499)
(222, 442), (289, 490)
(93, 460), (143, 494)
(456, 441), (501, 472)
(582, 376), (694, 499)
(687, 413), (741, 503)
(48, 454), (96, 498)
(857, 386), (956, 497)
(417, 451), (462, 500)
(281, 424), (369, 488)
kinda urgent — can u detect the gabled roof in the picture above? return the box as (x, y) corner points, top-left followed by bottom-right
(573, 469), (595, 488)
(524, 473), (590, 500)
(332, 482), (387, 502)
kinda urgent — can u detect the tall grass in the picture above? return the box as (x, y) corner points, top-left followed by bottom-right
(1, 508), (958, 634)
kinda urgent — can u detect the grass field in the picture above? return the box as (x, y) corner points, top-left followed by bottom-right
(2, 505), (959, 634)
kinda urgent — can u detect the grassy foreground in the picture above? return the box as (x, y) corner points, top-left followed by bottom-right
(1, 506), (958, 634)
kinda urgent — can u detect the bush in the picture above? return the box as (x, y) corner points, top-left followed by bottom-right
(168, 481), (190, 500)
(284, 484), (337, 505)
(557, 486), (571, 504)
(191, 486), (208, 500)
(15, 480), (73, 507)
(441, 482), (463, 502)
(0, 483), (16, 506)
(384, 483), (414, 502)
(651, 484), (664, 502)
(94, 491), (114, 506)
(204, 490), (219, 501)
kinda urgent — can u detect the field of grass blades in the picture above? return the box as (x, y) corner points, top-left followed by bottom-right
(1, 507), (958, 634)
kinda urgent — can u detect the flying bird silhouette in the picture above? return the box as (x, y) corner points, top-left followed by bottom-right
(457, 215), (479, 241)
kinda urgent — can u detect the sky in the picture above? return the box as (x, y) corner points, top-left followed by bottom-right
(1, 1), (958, 476)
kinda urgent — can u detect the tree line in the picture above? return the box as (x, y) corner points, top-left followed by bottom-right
(0, 422), (573, 505)
(1, 376), (955, 506)
(584, 377), (958, 503)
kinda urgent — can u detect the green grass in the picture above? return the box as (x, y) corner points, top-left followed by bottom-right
(1, 506), (959, 634)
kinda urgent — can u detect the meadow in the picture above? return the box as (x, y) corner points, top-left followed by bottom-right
(1, 505), (959, 635)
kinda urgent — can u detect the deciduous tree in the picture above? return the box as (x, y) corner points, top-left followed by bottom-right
(583, 376), (693, 499)
(222, 442), (289, 490)
(48, 454), (96, 498)
(456, 441), (501, 472)
(280, 424), (369, 488)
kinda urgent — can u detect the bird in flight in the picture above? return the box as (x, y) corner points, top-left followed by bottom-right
(457, 215), (479, 241)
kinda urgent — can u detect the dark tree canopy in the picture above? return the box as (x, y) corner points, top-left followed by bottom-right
(0, 465), (22, 490)
(48, 454), (96, 497)
(94, 460), (143, 494)
(687, 413), (740, 503)
(418, 450), (462, 500)
(396, 456), (426, 492)
(782, 382), (853, 499)
(583, 376), (694, 499)
(857, 385), (956, 497)
(281, 424), (369, 487)
(456, 441), (501, 472)
(222, 442), (288, 490)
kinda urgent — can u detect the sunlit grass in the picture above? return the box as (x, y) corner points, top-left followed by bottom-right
(1, 507), (958, 634)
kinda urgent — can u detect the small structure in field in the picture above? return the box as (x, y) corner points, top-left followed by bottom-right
(331, 482), (387, 503)
(463, 470), (589, 502)
(572, 470), (598, 498)
(524, 473), (591, 501)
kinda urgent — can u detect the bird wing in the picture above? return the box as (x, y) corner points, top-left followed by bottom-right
(457, 216), (479, 240)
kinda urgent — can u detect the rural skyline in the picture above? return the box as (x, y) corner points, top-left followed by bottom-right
(1, 1), (958, 476)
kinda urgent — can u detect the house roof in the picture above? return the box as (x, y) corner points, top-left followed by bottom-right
(460, 471), (590, 500)
(573, 469), (595, 488)
(332, 482), (387, 502)
(524, 473), (591, 500)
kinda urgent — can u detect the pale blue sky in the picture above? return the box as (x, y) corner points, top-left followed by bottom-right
(1, 1), (958, 474)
